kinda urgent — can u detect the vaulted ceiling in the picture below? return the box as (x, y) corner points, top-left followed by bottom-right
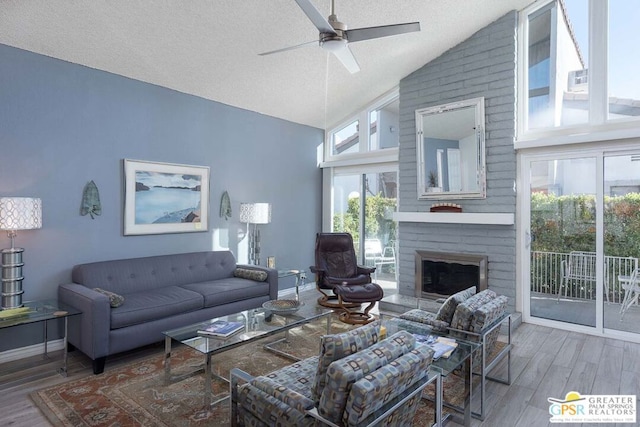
(0, 0), (532, 129)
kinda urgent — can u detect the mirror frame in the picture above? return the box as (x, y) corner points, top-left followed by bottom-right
(415, 97), (486, 200)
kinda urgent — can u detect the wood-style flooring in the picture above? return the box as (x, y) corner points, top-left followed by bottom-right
(1, 290), (639, 426)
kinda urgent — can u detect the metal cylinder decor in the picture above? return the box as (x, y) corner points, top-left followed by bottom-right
(0, 197), (42, 309)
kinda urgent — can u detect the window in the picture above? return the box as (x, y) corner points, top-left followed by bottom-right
(332, 119), (359, 156)
(518, 0), (640, 145)
(369, 98), (399, 151)
(324, 89), (399, 164)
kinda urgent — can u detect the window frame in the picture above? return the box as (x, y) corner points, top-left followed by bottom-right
(516, 0), (640, 149)
(322, 88), (399, 167)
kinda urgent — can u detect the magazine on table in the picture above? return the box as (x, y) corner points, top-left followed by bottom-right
(413, 333), (458, 359)
(197, 320), (244, 338)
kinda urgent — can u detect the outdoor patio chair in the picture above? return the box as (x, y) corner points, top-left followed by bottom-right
(364, 238), (396, 281)
(619, 268), (639, 321)
(557, 251), (601, 302)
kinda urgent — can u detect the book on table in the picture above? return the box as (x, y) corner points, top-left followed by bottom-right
(413, 333), (458, 359)
(197, 320), (244, 338)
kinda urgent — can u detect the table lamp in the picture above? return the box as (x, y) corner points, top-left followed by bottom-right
(0, 197), (42, 309)
(239, 203), (271, 265)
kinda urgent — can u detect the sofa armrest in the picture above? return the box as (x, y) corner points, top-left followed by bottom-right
(57, 283), (111, 360)
(236, 264), (278, 300)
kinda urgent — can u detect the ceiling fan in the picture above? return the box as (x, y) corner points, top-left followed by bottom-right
(259, 0), (420, 73)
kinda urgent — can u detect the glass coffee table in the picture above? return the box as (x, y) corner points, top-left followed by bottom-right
(163, 303), (332, 407)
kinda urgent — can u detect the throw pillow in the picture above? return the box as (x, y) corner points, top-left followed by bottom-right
(449, 289), (497, 337)
(435, 286), (477, 324)
(311, 320), (380, 404)
(93, 288), (125, 308)
(234, 268), (268, 282)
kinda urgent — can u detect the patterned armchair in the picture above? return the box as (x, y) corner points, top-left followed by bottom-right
(391, 287), (512, 420)
(230, 320), (438, 427)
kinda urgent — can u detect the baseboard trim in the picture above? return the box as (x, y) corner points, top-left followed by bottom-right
(0, 339), (65, 364)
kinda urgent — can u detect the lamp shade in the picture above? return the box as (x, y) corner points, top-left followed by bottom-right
(239, 203), (271, 224)
(0, 197), (42, 230)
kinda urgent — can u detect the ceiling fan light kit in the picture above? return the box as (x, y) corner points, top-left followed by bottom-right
(260, 0), (421, 73)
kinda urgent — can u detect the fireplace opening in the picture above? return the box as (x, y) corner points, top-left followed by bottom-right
(415, 251), (487, 299)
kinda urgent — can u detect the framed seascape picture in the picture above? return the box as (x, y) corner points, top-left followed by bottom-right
(123, 159), (210, 235)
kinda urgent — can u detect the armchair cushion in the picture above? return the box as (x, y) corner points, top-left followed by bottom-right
(435, 286), (476, 324)
(311, 320), (380, 403)
(237, 382), (314, 427)
(450, 289), (497, 338)
(317, 331), (417, 424)
(250, 376), (315, 413)
(470, 295), (509, 335)
(399, 309), (449, 332)
(325, 274), (371, 287)
(344, 343), (435, 425)
(263, 357), (319, 398)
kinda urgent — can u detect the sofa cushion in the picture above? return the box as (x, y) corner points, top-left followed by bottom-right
(72, 251), (238, 294)
(93, 287), (125, 308)
(449, 289), (497, 337)
(317, 331), (416, 424)
(435, 286), (476, 324)
(110, 286), (203, 329)
(181, 278), (270, 308)
(234, 268), (268, 282)
(311, 320), (380, 404)
(344, 343), (434, 426)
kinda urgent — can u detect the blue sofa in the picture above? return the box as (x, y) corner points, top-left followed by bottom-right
(58, 251), (277, 374)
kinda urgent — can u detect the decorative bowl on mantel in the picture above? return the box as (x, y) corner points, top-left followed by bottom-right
(430, 203), (462, 213)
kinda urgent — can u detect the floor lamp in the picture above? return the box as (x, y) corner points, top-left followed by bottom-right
(0, 197), (42, 309)
(239, 203), (271, 265)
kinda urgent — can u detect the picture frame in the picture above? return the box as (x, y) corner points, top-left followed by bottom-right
(123, 159), (210, 235)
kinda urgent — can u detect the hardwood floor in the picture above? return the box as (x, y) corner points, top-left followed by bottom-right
(1, 292), (639, 426)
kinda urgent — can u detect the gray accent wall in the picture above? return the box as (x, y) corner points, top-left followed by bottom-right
(397, 12), (518, 309)
(0, 44), (323, 351)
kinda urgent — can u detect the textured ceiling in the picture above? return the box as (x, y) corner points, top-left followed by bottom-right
(0, 0), (531, 129)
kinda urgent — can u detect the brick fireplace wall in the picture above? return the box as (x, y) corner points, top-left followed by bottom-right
(397, 12), (517, 311)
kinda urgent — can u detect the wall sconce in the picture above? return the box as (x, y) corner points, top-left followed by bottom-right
(239, 203), (271, 265)
(0, 197), (42, 309)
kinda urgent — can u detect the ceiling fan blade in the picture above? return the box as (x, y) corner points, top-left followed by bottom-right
(332, 45), (360, 74)
(259, 40), (318, 56)
(345, 22), (421, 43)
(294, 0), (336, 34)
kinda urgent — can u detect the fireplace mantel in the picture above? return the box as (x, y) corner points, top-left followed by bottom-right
(394, 212), (514, 225)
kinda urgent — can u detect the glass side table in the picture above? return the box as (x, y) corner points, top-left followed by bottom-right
(277, 269), (306, 301)
(383, 317), (480, 427)
(0, 299), (81, 376)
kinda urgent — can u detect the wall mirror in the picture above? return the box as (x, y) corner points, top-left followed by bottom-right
(415, 97), (486, 199)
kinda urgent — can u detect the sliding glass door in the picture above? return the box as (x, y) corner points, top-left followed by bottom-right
(527, 156), (597, 327)
(331, 167), (398, 289)
(523, 149), (640, 338)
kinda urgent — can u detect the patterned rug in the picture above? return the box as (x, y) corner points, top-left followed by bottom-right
(31, 318), (467, 426)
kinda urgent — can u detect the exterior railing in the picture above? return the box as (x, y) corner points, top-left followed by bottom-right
(531, 251), (638, 303)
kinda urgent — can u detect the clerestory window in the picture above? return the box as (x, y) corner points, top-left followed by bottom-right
(518, 0), (640, 147)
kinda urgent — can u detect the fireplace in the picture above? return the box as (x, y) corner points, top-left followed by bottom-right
(415, 250), (488, 299)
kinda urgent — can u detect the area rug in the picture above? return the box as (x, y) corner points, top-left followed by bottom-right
(31, 318), (467, 426)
